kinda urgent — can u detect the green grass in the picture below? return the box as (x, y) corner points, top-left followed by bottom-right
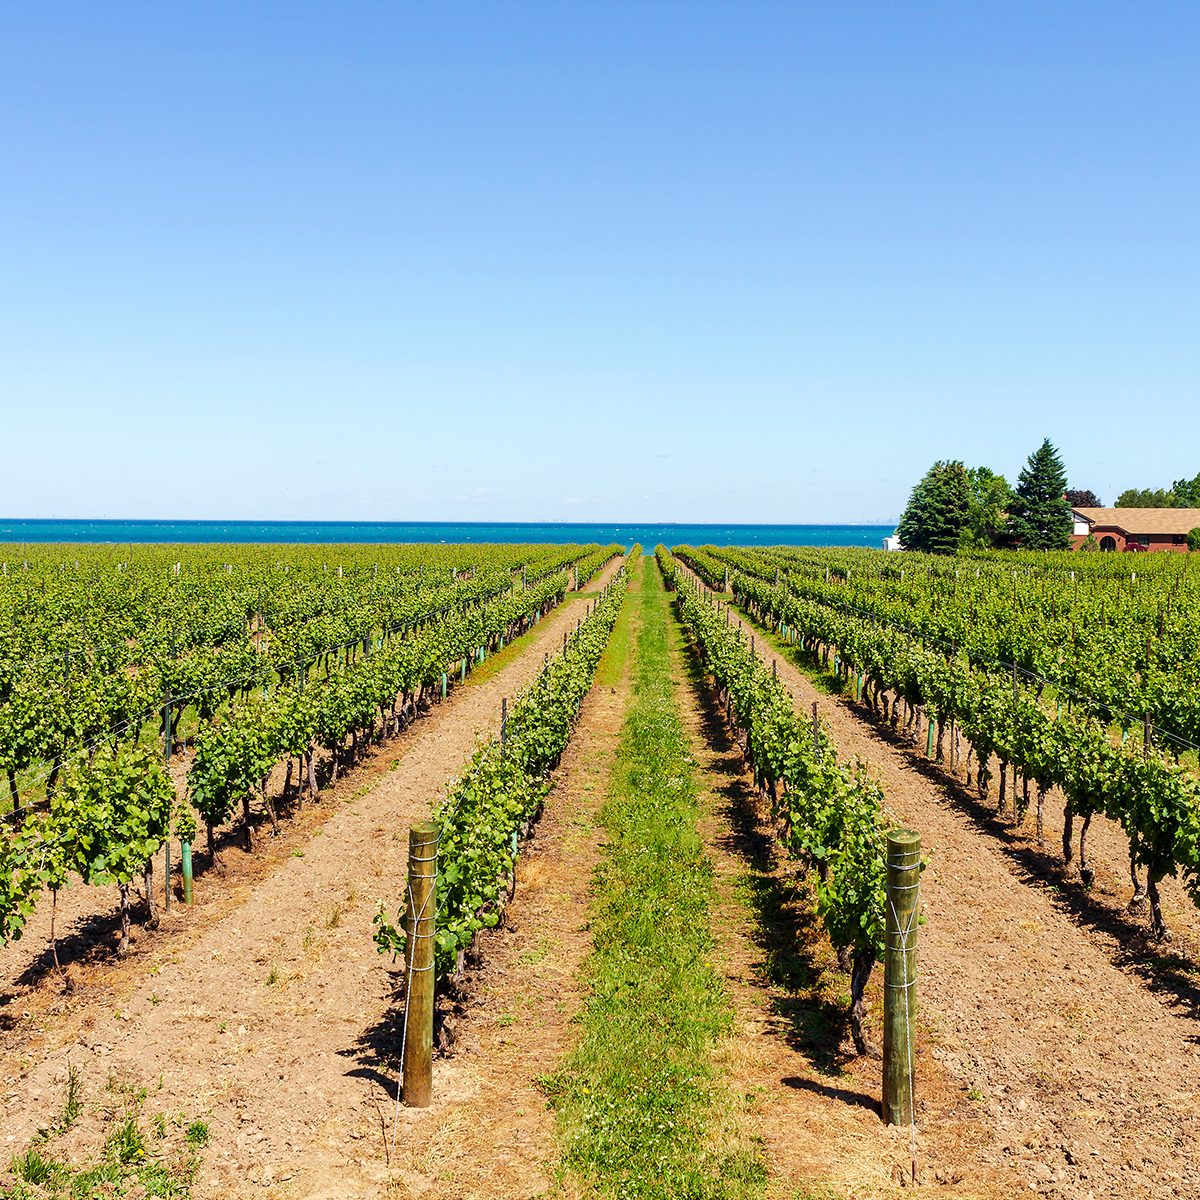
(1, 1073), (209, 1200)
(593, 564), (638, 689)
(548, 557), (765, 1199)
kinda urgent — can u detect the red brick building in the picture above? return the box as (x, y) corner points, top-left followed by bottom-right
(1071, 507), (1200, 553)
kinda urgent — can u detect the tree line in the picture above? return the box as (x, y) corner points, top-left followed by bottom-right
(1112, 473), (1200, 509)
(897, 437), (1075, 554)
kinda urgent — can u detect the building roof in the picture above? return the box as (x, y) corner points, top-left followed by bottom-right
(1073, 507), (1200, 537)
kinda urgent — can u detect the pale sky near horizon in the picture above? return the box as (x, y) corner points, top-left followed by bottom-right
(1, 3), (1197, 524)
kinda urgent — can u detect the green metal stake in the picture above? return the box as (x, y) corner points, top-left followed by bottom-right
(181, 841), (194, 906)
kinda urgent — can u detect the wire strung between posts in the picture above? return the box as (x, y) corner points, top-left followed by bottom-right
(4, 557), (607, 802)
(434, 581), (620, 832)
(4, 708), (153, 813)
(7, 560), (547, 675)
(5, 576), (591, 818)
(713, 562), (1200, 757)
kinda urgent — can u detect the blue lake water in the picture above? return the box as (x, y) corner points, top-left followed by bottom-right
(0, 519), (895, 550)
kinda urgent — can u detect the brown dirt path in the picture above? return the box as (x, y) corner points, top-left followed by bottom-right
(322, 557), (643, 1200)
(670, 585), (1016, 1199)
(714, 586), (1200, 1200)
(0, 558), (625, 1198)
(0, 572), (617, 1008)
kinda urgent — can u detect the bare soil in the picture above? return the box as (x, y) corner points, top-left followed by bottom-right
(11, 558), (1198, 1200)
(359, 565), (642, 1200)
(731, 605), (1200, 1200)
(0, 559), (623, 1198)
(667, 600), (1016, 1198)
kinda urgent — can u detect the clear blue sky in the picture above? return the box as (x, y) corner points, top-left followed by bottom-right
(2, 3), (1196, 523)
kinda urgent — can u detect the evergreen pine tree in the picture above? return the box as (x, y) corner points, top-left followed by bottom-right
(897, 461), (972, 554)
(1008, 438), (1072, 549)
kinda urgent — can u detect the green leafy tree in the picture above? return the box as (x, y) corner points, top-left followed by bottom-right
(1115, 487), (1180, 508)
(897, 461), (972, 555)
(961, 467), (1015, 549)
(1188, 528), (1200, 552)
(1007, 438), (1072, 550)
(1171, 473), (1200, 506)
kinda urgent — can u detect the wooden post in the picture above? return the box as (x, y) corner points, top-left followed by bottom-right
(501, 697), (508, 756)
(402, 821), (439, 1108)
(162, 697), (173, 912)
(883, 829), (921, 1133)
(811, 701), (820, 758)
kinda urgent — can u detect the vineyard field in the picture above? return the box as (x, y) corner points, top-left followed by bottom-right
(3, 542), (1200, 1200)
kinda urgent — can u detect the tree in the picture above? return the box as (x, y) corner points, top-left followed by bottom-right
(960, 467), (1015, 550)
(1171, 473), (1200, 506)
(1188, 528), (1200, 553)
(1115, 487), (1179, 508)
(897, 461), (972, 554)
(1007, 438), (1072, 550)
(1065, 489), (1102, 508)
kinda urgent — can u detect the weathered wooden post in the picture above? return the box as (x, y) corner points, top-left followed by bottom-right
(883, 829), (921, 1131)
(403, 821), (438, 1108)
(501, 697), (508, 756)
(162, 697), (173, 912)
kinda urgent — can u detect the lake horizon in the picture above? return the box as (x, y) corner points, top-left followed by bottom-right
(0, 518), (897, 549)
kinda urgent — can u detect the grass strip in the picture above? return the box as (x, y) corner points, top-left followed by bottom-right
(548, 557), (764, 1199)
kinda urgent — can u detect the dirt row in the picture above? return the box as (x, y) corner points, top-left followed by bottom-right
(0, 557), (624, 1198)
(12, 552), (1196, 1199)
(366, 556), (645, 1200)
(0, 580), (601, 1007)
(719, 590), (1200, 1200)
